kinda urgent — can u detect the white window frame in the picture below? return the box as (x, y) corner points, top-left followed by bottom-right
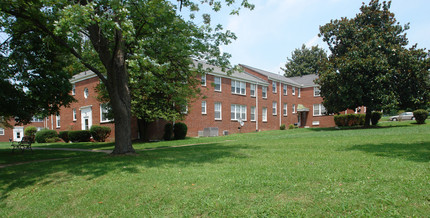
(298, 88), (301, 97)
(0, 127), (4, 135)
(283, 103), (288, 116)
(262, 86), (267, 99)
(73, 108), (77, 121)
(231, 80), (246, 95)
(292, 87), (296, 96)
(312, 121), (320, 126)
(262, 107), (267, 122)
(272, 101), (277, 115)
(31, 116), (43, 122)
(250, 84), (256, 97)
(231, 104), (247, 121)
(214, 77), (221, 92)
(292, 104), (296, 114)
(72, 84), (76, 95)
(283, 84), (287, 95)
(314, 87), (321, 97)
(100, 103), (114, 123)
(56, 112), (61, 128)
(251, 106), (256, 121)
(313, 104), (326, 116)
(84, 87), (89, 98)
(201, 74), (206, 86)
(272, 81), (277, 93)
(214, 102), (222, 120)
(202, 101), (207, 114)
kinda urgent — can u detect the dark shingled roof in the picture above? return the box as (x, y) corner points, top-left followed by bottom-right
(288, 74), (319, 88)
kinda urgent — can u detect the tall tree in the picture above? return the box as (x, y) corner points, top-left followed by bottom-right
(317, 0), (430, 126)
(0, 0), (253, 154)
(282, 44), (327, 77)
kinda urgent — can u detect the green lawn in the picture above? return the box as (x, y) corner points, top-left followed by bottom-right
(1, 121), (429, 217)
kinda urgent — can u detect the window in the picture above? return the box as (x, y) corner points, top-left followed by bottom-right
(262, 86), (267, 98)
(201, 74), (206, 86)
(214, 77), (221, 92)
(214, 102), (222, 120)
(251, 106), (256, 121)
(262, 107), (267, 122)
(292, 87), (296, 96)
(283, 103), (288, 116)
(84, 87), (89, 98)
(231, 104), (246, 121)
(283, 84), (287, 95)
(181, 105), (188, 114)
(272, 81), (277, 93)
(56, 112), (60, 128)
(73, 109), (77, 121)
(272, 101), (277, 115)
(313, 104), (327, 116)
(298, 88), (301, 97)
(101, 104), (113, 122)
(231, 80), (246, 95)
(72, 84), (76, 95)
(202, 101), (207, 114)
(31, 116), (43, 122)
(314, 87), (321, 96)
(250, 84), (256, 97)
(292, 104), (296, 114)
(0, 127), (4, 135)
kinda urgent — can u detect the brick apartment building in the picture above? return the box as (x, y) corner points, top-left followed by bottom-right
(1, 62), (361, 142)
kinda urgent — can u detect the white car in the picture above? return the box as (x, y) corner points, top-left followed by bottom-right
(389, 112), (415, 121)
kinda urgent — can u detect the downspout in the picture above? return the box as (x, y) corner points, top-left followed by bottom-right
(279, 81), (282, 127)
(255, 82), (259, 131)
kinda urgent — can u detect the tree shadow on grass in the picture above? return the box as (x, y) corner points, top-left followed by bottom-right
(345, 141), (430, 163)
(0, 142), (256, 207)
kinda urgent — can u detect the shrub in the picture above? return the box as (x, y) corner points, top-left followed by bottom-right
(334, 114), (366, 127)
(288, 124), (295, 129)
(413, 109), (428, 124)
(24, 126), (38, 142)
(45, 137), (61, 143)
(69, 130), (91, 142)
(371, 112), (382, 126)
(35, 130), (58, 143)
(90, 125), (111, 142)
(173, 122), (187, 140)
(163, 123), (173, 141)
(59, 131), (70, 142)
(280, 124), (286, 130)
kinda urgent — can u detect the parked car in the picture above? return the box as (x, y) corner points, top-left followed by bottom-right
(389, 112), (415, 121)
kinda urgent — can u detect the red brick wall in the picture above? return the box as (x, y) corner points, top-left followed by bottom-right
(0, 118), (48, 142)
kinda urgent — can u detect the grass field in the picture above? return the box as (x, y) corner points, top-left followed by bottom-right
(1, 121), (429, 217)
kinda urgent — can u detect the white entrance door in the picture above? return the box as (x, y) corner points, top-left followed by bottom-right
(80, 106), (93, 130)
(13, 127), (24, 142)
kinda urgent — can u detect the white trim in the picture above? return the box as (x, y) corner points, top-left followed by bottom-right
(314, 87), (321, 97)
(214, 102), (222, 120)
(272, 101), (277, 116)
(292, 87), (296, 96)
(272, 81), (277, 93)
(230, 104), (247, 121)
(312, 121), (320, 126)
(251, 106), (256, 121)
(0, 127), (4, 135)
(84, 87), (89, 98)
(231, 80), (246, 95)
(201, 74), (207, 86)
(313, 104), (326, 116)
(55, 112), (61, 128)
(202, 101), (207, 115)
(70, 71), (97, 83)
(250, 84), (256, 97)
(73, 108), (77, 121)
(283, 103), (288, 116)
(283, 84), (287, 95)
(80, 105), (93, 110)
(72, 84), (76, 95)
(100, 103), (114, 123)
(214, 76), (222, 92)
(262, 107), (267, 122)
(292, 104), (296, 114)
(262, 86), (267, 99)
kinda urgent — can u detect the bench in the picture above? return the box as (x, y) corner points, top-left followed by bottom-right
(11, 136), (34, 153)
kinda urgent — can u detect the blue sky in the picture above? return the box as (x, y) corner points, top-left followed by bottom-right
(182, 0), (430, 75)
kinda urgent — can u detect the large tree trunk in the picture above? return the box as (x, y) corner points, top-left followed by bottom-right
(364, 108), (372, 127)
(106, 47), (135, 155)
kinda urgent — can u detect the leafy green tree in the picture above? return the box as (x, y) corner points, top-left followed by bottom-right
(282, 44), (327, 77)
(0, 0), (253, 154)
(317, 0), (430, 126)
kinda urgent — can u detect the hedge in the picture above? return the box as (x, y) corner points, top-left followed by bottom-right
(35, 130), (58, 143)
(59, 131), (70, 143)
(90, 125), (111, 142)
(413, 109), (428, 124)
(334, 114), (365, 127)
(24, 126), (38, 142)
(173, 122), (187, 140)
(69, 130), (91, 142)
